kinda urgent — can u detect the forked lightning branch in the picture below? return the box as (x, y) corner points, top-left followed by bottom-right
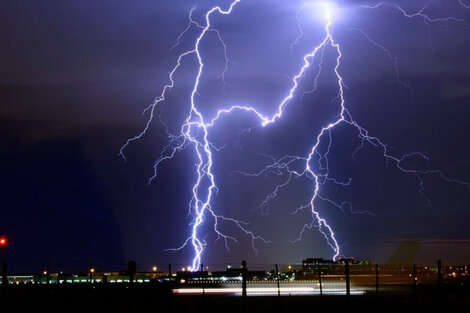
(120, 0), (470, 271)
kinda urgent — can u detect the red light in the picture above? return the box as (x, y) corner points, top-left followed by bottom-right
(0, 237), (7, 247)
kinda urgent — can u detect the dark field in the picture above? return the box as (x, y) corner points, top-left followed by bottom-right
(1, 284), (469, 313)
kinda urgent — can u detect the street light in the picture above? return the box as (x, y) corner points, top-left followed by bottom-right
(0, 237), (6, 262)
(89, 265), (95, 284)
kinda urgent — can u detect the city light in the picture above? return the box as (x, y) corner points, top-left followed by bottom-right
(0, 236), (7, 247)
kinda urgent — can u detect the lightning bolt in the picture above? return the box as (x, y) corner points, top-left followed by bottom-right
(121, 0), (470, 269)
(290, 4), (305, 52)
(361, 2), (468, 24)
(120, 0), (263, 272)
(459, 0), (470, 9)
(361, 1), (470, 50)
(344, 25), (413, 94)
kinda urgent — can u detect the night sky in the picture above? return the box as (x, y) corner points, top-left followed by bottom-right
(1, 0), (469, 272)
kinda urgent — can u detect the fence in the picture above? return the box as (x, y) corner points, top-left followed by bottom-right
(1, 259), (469, 297)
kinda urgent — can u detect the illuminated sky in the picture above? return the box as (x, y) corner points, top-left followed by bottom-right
(1, 0), (469, 271)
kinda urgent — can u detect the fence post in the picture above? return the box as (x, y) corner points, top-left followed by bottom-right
(89, 263), (93, 284)
(275, 264), (281, 297)
(467, 263), (470, 290)
(242, 260), (247, 308)
(345, 260), (350, 297)
(413, 264), (417, 296)
(127, 260), (136, 313)
(437, 260), (442, 289)
(46, 263), (50, 285)
(167, 263), (173, 311)
(375, 264), (379, 297)
(200, 263), (205, 309)
(128, 260), (136, 285)
(317, 263), (323, 297)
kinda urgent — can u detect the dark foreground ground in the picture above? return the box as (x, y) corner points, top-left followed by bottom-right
(0, 284), (469, 313)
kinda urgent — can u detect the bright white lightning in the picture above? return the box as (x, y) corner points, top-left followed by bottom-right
(121, 0), (470, 269)
(120, 0), (268, 272)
